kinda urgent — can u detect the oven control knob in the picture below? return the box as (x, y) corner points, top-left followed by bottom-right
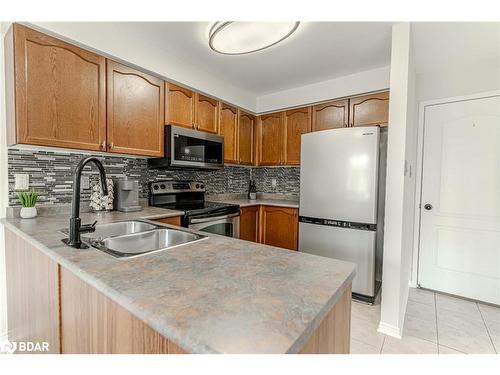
(160, 184), (166, 190)
(153, 185), (159, 190)
(195, 184), (200, 189)
(200, 184), (204, 189)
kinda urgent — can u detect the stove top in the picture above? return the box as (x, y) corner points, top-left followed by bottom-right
(154, 200), (239, 217)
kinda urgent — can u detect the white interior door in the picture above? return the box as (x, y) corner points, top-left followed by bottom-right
(418, 95), (500, 305)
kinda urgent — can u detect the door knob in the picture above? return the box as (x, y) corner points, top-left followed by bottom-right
(424, 204), (433, 210)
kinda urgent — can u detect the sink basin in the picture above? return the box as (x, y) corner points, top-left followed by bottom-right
(90, 228), (206, 258)
(61, 220), (158, 240)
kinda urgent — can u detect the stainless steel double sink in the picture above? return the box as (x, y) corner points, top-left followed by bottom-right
(60, 220), (207, 258)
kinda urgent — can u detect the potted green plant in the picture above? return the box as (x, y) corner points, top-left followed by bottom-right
(17, 191), (39, 219)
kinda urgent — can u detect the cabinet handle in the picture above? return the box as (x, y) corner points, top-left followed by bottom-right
(108, 142), (114, 150)
(100, 141), (106, 150)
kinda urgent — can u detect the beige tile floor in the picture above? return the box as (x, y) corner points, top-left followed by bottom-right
(350, 287), (500, 354)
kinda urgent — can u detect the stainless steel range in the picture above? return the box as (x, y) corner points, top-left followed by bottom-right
(149, 180), (240, 238)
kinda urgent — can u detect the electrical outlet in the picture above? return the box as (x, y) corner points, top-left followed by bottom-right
(14, 174), (29, 190)
(82, 176), (90, 189)
(271, 178), (277, 188)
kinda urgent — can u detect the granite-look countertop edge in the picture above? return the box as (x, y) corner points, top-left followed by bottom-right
(1, 209), (355, 354)
(210, 198), (299, 209)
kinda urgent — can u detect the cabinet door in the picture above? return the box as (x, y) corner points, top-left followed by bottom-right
(195, 94), (219, 133)
(258, 113), (283, 165)
(11, 24), (106, 151)
(349, 91), (389, 127)
(284, 107), (311, 165)
(260, 206), (298, 250)
(239, 206), (259, 242)
(312, 100), (348, 132)
(238, 111), (255, 165)
(165, 83), (195, 128)
(154, 216), (182, 226)
(107, 60), (164, 157)
(219, 104), (238, 163)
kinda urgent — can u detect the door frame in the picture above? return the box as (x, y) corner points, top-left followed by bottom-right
(410, 89), (500, 288)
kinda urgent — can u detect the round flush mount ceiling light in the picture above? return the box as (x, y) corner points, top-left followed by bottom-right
(208, 22), (300, 55)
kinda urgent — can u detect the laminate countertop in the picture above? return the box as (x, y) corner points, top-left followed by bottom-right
(210, 198), (299, 209)
(2, 207), (354, 354)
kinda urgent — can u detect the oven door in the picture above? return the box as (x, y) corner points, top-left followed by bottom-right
(188, 213), (240, 238)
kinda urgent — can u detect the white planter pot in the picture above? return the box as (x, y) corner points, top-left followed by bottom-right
(20, 207), (37, 219)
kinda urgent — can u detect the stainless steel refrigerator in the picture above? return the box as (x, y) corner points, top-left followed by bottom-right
(299, 126), (387, 303)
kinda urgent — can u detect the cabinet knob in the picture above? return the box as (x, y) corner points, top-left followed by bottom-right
(108, 142), (114, 150)
(100, 141), (106, 150)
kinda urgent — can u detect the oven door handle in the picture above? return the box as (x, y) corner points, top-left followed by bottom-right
(190, 212), (239, 224)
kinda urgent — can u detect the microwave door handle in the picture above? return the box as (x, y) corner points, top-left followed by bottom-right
(190, 212), (239, 224)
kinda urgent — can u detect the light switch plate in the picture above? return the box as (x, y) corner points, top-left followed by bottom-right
(14, 174), (29, 190)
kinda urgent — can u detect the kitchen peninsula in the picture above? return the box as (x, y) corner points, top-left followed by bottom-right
(2, 208), (355, 354)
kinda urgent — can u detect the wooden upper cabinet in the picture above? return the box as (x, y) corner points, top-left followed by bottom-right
(312, 100), (348, 132)
(219, 104), (238, 163)
(195, 94), (219, 133)
(165, 82), (195, 129)
(107, 61), (164, 157)
(238, 111), (255, 165)
(7, 24), (106, 151)
(259, 206), (298, 250)
(349, 91), (389, 127)
(258, 112), (283, 165)
(283, 107), (311, 165)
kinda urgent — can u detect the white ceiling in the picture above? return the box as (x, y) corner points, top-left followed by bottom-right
(112, 22), (393, 96)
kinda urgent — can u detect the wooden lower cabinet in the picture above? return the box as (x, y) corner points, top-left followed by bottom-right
(239, 206), (260, 242)
(239, 205), (299, 251)
(5, 227), (61, 354)
(60, 267), (186, 354)
(259, 206), (298, 251)
(300, 285), (351, 354)
(154, 215), (182, 226)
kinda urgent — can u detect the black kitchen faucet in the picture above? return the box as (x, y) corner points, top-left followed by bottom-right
(62, 157), (108, 249)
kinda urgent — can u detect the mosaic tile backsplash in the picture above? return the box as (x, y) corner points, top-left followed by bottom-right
(8, 148), (300, 206)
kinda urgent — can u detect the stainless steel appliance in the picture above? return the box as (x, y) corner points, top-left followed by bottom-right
(148, 125), (224, 170)
(114, 177), (142, 212)
(149, 180), (240, 238)
(298, 126), (387, 303)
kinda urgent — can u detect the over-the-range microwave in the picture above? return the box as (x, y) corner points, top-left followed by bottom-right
(148, 125), (224, 170)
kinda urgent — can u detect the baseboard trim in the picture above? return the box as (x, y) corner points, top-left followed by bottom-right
(377, 322), (402, 339)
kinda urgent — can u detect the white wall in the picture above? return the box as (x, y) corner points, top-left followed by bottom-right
(417, 64), (500, 102)
(27, 22), (257, 112)
(378, 22), (417, 338)
(0, 22), (10, 343)
(256, 66), (390, 113)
